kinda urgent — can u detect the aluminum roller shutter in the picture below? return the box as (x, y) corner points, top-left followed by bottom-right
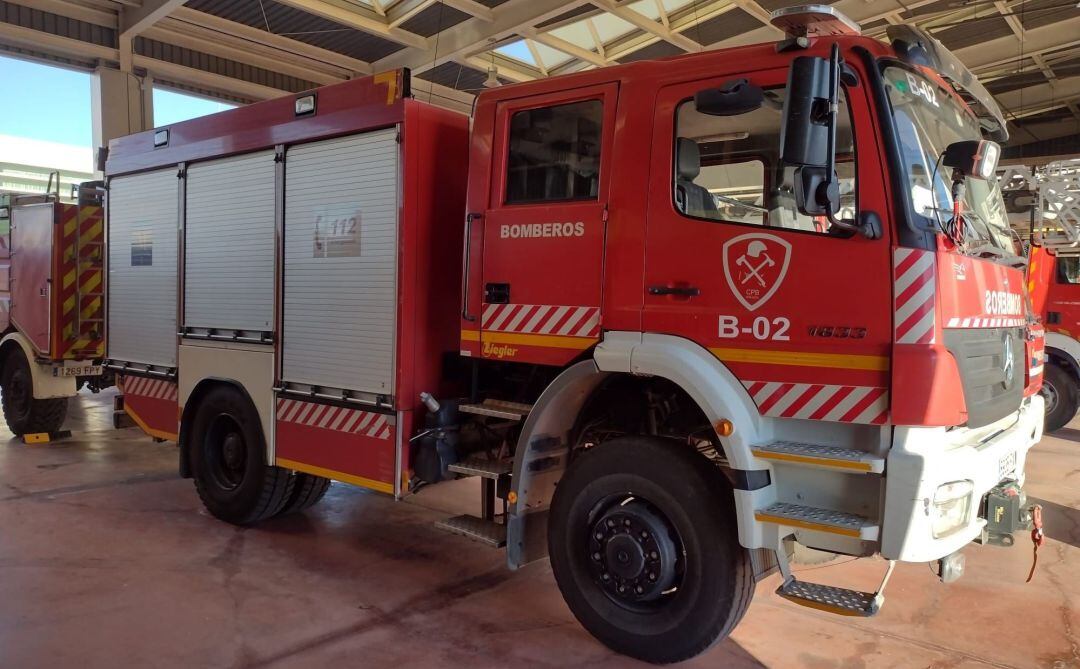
(107, 168), (179, 367)
(184, 151), (275, 332)
(281, 128), (400, 395)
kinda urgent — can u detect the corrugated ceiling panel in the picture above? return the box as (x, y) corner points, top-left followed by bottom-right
(0, 0), (115, 47)
(416, 61), (491, 91)
(185, 0), (405, 62)
(616, 40), (685, 63)
(985, 70), (1049, 95)
(135, 37), (319, 93)
(399, 3), (471, 37)
(935, 15), (1013, 50)
(536, 4), (598, 29)
(685, 7), (762, 45)
(1018, 0), (1080, 30)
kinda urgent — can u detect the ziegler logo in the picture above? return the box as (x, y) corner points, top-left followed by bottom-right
(483, 342), (518, 359)
(722, 233), (792, 311)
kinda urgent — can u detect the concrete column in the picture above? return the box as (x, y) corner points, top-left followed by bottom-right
(91, 66), (153, 169)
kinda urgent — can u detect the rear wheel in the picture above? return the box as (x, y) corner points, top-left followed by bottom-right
(0, 349), (67, 436)
(548, 436), (753, 664)
(278, 473), (332, 515)
(1042, 362), (1078, 432)
(190, 386), (293, 525)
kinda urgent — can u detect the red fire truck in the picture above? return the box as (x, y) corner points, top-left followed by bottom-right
(0, 185), (107, 436)
(104, 7), (1045, 663)
(1011, 159), (1080, 431)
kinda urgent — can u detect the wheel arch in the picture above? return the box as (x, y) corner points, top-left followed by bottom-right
(179, 377), (270, 478)
(1045, 332), (1080, 381)
(0, 332), (76, 399)
(507, 332), (769, 570)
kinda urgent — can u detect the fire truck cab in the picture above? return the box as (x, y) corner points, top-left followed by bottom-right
(105, 7), (1044, 664)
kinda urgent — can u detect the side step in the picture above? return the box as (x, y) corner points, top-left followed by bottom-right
(751, 440), (884, 474)
(448, 456), (513, 479)
(434, 515), (506, 548)
(458, 399), (533, 421)
(777, 577), (882, 617)
(775, 553), (895, 618)
(756, 502), (879, 541)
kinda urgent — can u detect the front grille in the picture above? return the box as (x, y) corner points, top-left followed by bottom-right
(943, 327), (1024, 429)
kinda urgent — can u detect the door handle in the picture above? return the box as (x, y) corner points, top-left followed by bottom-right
(648, 285), (700, 297)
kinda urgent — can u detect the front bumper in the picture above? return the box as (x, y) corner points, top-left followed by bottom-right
(881, 395), (1044, 562)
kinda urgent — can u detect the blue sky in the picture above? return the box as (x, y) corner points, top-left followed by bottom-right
(0, 55), (234, 147)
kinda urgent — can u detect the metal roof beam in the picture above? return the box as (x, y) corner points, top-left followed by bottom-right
(523, 27), (609, 67)
(120, 0), (189, 37)
(273, 0), (430, 49)
(374, 0), (590, 73)
(960, 16), (1080, 72)
(171, 7), (372, 75)
(591, 0), (703, 53)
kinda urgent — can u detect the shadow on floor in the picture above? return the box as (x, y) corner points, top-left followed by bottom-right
(1031, 497), (1080, 549)
(1048, 427), (1080, 444)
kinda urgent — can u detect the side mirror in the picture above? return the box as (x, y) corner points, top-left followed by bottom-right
(695, 79), (765, 116)
(780, 54), (837, 217)
(942, 139), (1001, 181)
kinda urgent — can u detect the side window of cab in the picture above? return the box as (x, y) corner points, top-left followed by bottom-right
(505, 100), (603, 204)
(672, 87), (857, 234)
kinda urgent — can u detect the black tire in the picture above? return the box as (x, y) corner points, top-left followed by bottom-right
(189, 386), (294, 525)
(548, 436), (753, 664)
(278, 473), (332, 515)
(0, 349), (67, 436)
(1042, 363), (1079, 433)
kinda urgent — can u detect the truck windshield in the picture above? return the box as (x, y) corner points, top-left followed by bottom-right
(883, 66), (1016, 257)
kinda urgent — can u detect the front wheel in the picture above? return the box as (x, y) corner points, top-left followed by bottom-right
(189, 386), (294, 525)
(0, 349), (67, 436)
(547, 436), (753, 664)
(1042, 363), (1079, 433)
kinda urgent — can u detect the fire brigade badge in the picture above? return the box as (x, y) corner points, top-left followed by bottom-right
(722, 232), (791, 311)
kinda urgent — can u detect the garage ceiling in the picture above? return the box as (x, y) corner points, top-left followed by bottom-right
(2, 0), (1079, 158)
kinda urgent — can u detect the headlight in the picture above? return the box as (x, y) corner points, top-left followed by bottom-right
(932, 480), (974, 538)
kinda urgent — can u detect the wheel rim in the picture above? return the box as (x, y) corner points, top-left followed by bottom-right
(587, 495), (684, 611)
(204, 414), (247, 491)
(9, 369), (31, 420)
(1041, 379), (1059, 415)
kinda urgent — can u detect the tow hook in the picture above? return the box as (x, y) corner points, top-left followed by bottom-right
(1026, 504), (1044, 583)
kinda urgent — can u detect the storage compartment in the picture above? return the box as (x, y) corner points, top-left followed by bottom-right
(107, 168), (179, 367)
(184, 151), (276, 335)
(281, 128), (400, 396)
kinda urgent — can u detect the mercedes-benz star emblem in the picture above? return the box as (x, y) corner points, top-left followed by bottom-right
(1002, 335), (1015, 388)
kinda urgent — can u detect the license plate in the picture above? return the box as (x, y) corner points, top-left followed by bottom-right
(998, 450), (1017, 480)
(54, 365), (102, 378)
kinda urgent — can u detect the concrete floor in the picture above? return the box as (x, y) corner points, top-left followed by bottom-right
(1, 389), (1078, 668)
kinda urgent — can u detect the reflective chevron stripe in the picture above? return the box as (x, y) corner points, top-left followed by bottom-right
(481, 303), (600, 338)
(893, 248), (936, 345)
(742, 380), (888, 424)
(276, 398), (392, 440)
(122, 376), (178, 401)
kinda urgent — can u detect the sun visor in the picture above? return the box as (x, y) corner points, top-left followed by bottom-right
(887, 25), (1008, 142)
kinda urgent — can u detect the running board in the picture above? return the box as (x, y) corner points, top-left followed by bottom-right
(434, 515), (506, 548)
(751, 440), (884, 474)
(755, 502), (879, 541)
(458, 399), (533, 421)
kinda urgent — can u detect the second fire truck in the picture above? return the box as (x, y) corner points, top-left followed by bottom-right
(103, 7), (1045, 663)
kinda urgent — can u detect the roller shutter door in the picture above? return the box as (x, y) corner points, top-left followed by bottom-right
(107, 168), (179, 367)
(281, 128), (400, 395)
(184, 151), (276, 332)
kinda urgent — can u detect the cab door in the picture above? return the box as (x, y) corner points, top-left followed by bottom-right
(477, 83), (617, 365)
(643, 64), (895, 425)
